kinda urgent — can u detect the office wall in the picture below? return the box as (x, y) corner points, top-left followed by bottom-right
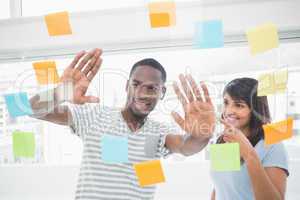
(0, 0), (299, 62)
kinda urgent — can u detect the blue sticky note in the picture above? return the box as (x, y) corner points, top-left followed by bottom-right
(194, 20), (224, 49)
(101, 134), (128, 163)
(4, 92), (33, 117)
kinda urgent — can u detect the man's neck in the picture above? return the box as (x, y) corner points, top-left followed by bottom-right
(121, 108), (147, 132)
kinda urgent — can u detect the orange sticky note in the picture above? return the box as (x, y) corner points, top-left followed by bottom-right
(148, 1), (176, 27)
(33, 61), (60, 85)
(263, 117), (293, 145)
(134, 160), (165, 187)
(150, 13), (170, 28)
(44, 11), (72, 36)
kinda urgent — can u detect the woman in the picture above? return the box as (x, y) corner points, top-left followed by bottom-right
(211, 78), (289, 200)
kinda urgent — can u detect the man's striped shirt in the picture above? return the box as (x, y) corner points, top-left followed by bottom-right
(69, 104), (175, 200)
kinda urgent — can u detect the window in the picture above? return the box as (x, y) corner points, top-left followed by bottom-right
(0, 0), (10, 19)
(0, 43), (299, 164)
(21, 0), (188, 17)
(22, 0), (148, 17)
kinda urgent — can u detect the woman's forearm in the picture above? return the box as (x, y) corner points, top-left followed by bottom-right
(245, 149), (282, 200)
(211, 189), (216, 200)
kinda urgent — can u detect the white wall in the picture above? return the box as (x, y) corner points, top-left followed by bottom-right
(0, 160), (299, 200)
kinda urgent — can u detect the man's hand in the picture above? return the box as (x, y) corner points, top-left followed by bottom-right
(59, 48), (103, 104)
(172, 74), (216, 140)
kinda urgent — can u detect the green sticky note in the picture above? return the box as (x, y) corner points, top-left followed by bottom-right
(210, 143), (240, 171)
(12, 131), (35, 158)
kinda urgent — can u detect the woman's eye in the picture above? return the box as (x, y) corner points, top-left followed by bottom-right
(236, 104), (244, 108)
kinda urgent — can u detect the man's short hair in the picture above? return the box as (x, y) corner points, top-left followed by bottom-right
(129, 58), (167, 83)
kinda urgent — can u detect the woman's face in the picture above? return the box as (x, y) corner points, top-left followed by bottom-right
(222, 93), (252, 130)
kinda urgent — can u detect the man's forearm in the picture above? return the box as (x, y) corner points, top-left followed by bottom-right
(179, 135), (210, 156)
(166, 134), (210, 156)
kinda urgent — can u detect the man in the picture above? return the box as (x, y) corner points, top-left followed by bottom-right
(30, 48), (216, 199)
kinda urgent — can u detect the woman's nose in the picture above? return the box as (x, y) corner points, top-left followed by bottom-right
(224, 105), (236, 115)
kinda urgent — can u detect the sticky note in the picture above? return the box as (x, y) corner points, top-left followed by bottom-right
(246, 23), (279, 55)
(263, 117), (293, 145)
(210, 143), (241, 171)
(33, 61), (60, 85)
(194, 20), (224, 48)
(101, 134), (128, 163)
(149, 13), (170, 28)
(56, 81), (74, 103)
(44, 11), (72, 36)
(39, 89), (55, 102)
(134, 160), (166, 187)
(257, 69), (288, 96)
(274, 69), (288, 93)
(257, 73), (275, 96)
(144, 135), (160, 158)
(4, 92), (33, 117)
(148, 1), (176, 27)
(12, 131), (35, 158)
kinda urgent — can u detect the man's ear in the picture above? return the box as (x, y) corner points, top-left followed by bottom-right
(160, 86), (166, 100)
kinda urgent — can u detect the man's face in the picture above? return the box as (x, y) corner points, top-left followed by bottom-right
(126, 65), (166, 117)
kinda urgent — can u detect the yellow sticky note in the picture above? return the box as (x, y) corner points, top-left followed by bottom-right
(246, 23), (279, 55)
(263, 117), (293, 145)
(257, 69), (288, 96)
(44, 11), (72, 36)
(149, 13), (170, 28)
(274, 69), (288, 93)
(33, 61), (60, 85)
(134, 160), (165, 187)
(257, 73), (275, 96)
(148, 1), (176, 27)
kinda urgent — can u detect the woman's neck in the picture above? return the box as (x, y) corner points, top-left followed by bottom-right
(241, 126), (251, 137)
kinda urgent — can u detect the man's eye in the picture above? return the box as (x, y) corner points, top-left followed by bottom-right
(149, 86), (160, 92)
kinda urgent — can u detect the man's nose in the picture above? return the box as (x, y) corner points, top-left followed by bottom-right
(135, 85), (157, 99)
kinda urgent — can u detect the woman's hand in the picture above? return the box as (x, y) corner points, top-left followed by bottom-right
(221, 119), (255, 161)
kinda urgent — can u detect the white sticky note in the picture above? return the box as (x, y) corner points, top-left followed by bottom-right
(57, 81), (74, 103)
(39, 89), (55, 102)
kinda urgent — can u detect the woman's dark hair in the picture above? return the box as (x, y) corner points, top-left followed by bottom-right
(217, 77), (271, 147)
